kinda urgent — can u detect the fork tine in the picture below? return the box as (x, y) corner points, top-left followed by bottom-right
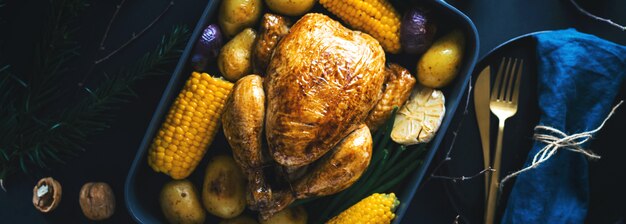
(497, 58), (513, 101)
(511, 59), (524, 104)
(504, 59), (518, 102)
(491, 58), (507, 101)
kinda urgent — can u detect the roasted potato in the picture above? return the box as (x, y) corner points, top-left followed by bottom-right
(218, 28), (257, 82)
(253, 13), (291, 74)
(160, 180), (205, 224)
(202, 155), (247, 219)
(265, 0), (316, 16)
(260, 206), (308, 224)
(417, 30), (465, 88)
(220, 215), (260, 224)
(219, 0), (262, 37)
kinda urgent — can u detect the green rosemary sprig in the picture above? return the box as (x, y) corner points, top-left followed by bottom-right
(0, 0), (190, 184)
(0, 25), (189, 182)
(0, 0), (87, 181)
(52, 24), (190, 157)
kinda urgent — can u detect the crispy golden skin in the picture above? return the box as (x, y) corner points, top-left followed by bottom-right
(222, 75), (267, 172)
(253, 13), (291, 74)
(294, 125), (372, 198)
(221, 75), (274, 212)
(256, 125), (373, 219)
(265, 13), (386, 167)
(365, 63), (416, 132)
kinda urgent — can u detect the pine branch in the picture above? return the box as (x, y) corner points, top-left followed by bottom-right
(0, 25), (189, 183)
(0, 0), (86, 183)
(63, 25), (189, 129)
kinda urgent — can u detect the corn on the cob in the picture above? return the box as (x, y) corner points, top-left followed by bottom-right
(148, 72), (234, 179)
(319, 0), (402, 53)
(327, 193), (399, 224)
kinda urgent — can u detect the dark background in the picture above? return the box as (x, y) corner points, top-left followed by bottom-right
(0, 0), (625, 223)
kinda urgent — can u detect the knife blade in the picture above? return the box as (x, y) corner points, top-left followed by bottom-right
(474, 66), (491, 201)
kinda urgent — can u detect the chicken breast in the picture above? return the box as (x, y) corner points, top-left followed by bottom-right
(265, 13), (386, 167)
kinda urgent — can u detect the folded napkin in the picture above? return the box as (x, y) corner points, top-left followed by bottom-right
(502, 29), (626, 223)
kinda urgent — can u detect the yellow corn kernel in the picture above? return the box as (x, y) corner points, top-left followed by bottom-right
(327, 193), (399, 224)
(148, 72), (233, 179)
(320, 0), (401, 53)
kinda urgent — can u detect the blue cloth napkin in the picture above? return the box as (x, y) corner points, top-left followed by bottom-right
(502, 29), (626, 224)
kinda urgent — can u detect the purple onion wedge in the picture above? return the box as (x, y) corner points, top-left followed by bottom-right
(191, 24), (223, 71)
(401, 7), (437, 55)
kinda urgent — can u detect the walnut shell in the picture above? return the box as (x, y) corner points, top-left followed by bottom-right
(33, 177), (62, 213)
(79, 182), (115, 220)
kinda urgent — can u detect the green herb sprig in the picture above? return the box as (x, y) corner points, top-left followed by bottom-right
(0, 0), (87, 183)
(0, 0), (190, 186)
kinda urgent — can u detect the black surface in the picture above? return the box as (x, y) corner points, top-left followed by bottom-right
(1, 0), (625, 223)
(0, 0), (207, 223)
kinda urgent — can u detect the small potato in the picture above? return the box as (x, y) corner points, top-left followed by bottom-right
(202, 155), (247, 218)
(160, 180), (205, 224)
(218, 28), (257, 82)
(260, 206), (307, 224)
(220, 215), (260, 224)
(219, 0), (262, 37)
(417, 30), (465, 88)
(265, 0), (316, 16)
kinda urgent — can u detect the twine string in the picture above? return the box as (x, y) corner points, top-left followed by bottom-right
(498, 100), (623, 193)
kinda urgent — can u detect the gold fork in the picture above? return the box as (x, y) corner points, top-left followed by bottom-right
(484, 58), (524, 224)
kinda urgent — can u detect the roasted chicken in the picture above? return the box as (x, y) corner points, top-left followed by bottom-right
(223, 13), (401, 219)
(265, 13), (386, 168)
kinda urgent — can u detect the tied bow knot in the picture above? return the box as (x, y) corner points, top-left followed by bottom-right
(498, 100), (623, 193)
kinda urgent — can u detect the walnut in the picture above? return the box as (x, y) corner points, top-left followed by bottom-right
(79, 182), (115, 220)
(32, 177), (62, 213)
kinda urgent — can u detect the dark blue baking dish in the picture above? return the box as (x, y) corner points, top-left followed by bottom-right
(125, 0), (478, 223)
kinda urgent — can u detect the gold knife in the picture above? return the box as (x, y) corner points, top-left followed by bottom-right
(474, 66), (491, 200)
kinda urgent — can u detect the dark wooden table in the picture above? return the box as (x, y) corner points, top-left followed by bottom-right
(0, 0), (624, 223)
